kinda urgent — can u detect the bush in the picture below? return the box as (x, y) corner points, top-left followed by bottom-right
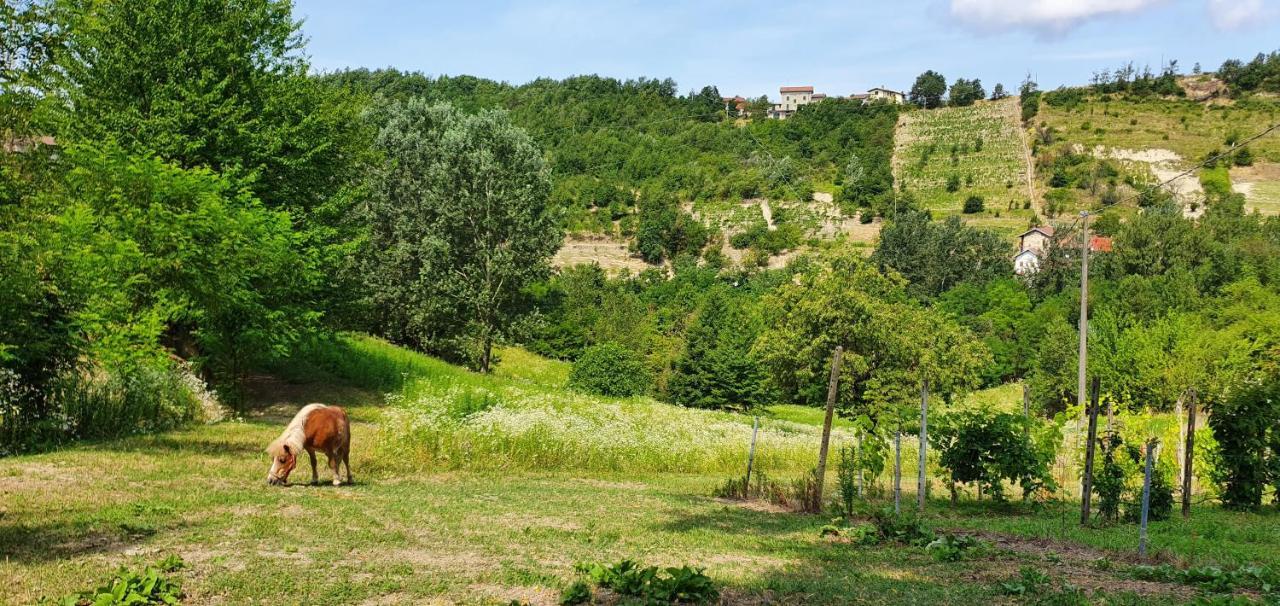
(1234, 147), (1254, 167)
(55, 555), (186, 605)
(568, 342), (651, 397)
(934, 411), (1055, 501)
(1209, 378), (1280, 510)
(945, 174), (961, 192)
(573, 559), (718, 605)
(962, 195), (985, 214)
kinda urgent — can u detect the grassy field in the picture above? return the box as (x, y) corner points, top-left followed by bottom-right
(894, 98), (1036, 239)
(1039, 96), (1280, 165)
(2, 338), (1277, 605)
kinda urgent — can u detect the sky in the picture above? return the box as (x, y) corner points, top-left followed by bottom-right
(294, 0), (1280, 99)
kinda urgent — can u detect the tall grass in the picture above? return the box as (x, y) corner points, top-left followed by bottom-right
(0, 361), (210, 454)
(296, 334), (849, 475)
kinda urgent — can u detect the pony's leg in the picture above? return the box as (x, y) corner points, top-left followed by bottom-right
(328, 453), (342, 486)
(308, 450), (318, 485)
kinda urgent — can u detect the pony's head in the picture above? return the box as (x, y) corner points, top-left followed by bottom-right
(266, 440), (297, 485)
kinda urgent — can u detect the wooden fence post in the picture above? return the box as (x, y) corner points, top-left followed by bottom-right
(745, 416), (759, 497)
(1139, 438), (1157, 559)
(918, 378), (929, 511)
(814, 346), (843, 512)
(1080, 376), (1101, 526)
(1182, 389), (1198, 519)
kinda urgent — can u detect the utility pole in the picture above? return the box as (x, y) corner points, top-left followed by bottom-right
(1077, 211), (1091, 420)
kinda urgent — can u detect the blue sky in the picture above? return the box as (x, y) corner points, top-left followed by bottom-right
(295, 0), (1280, 99)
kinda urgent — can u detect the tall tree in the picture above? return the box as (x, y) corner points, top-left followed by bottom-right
(872, 211), (1010, 300)
(55, 0), (371, 323)
(910, 70), (947, 109)
(363, 100), (562, 372)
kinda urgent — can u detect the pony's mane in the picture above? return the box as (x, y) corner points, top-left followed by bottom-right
(267, 403), (327, 457)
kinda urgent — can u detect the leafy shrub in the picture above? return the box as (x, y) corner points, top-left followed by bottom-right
(1132, 563), (1280, 595)
(962, 195), (985, 214)
(573, 559), (718, 604)
(866, 508), (935, 546)
(836, 444), (859, 517)
(1234, 147), (1254, 167)
(1093, 433), (1129, 522)
(52, 555), (185, 605)
(559, 580), (591, 605)
(934, 411), (1055, 502)
(568, 343), (651, 397)
(946, 174), (961, 192)
(927, 534), (987, 562)
(1209, 378), (1280, 510)
(1001, 566), (1051, 596)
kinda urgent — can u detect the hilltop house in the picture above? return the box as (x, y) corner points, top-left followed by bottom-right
(866, 87), (906, 104)
(768, 86), (817, 119)
(1013, 225), (1112, 274)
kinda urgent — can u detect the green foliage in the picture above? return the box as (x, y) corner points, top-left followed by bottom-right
(1094, 433), (1129, 522)
(574, 559), (718, 605)
(962, 195), (985, 214)
(559, 580), (591, 605)
(926, 533), (988, 562)
(1218, 51), (1280, 95)
(326, 70), (897, 234)
(865, 507), (936, 546)
(362, 100), (561, 371)
(1020, 77), (1041, 123)
(934, 410), (1055, 501)
(835, 444), (859, 517)
(755, 247), (988, 428)
(911, 70), (947, 109)
(948, 78), (986, 107)
(668, 288), (766, 409)
(1210, 378), (1280, 510)
(568, 343), (652, 397)
(1000, 566), (1052, 597)
(873, 212), (1011, 300)
(51, 555), (185, 605)
(1132, 563), (1280, 596)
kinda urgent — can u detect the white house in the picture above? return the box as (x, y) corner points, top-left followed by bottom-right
(1014, 225), (1112, 275)
(769, 86), (816, 119)
(866, 87), (906, 104)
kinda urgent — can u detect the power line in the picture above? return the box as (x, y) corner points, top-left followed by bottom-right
(1092, 121), (1280, 214)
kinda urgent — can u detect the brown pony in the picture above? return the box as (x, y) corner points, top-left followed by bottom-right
(266, 403), (352, 486)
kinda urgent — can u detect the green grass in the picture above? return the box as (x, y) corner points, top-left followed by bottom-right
(1241, 180), (1280, 215)
(1040, 96), (1280, 164)
(3, 337), (1276, 605)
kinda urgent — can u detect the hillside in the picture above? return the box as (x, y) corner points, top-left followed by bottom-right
(893, 98), (1036, 239)
(1033, 89), (1280, 218)
(321, 71), (899, 269)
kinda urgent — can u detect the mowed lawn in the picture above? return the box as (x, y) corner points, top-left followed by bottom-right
(0, 371), (1270, 604)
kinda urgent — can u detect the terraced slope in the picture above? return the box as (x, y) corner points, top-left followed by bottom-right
(894, 98), (1035, 238)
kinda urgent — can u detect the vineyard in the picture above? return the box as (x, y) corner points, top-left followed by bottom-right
(894, 98), (1035, 238)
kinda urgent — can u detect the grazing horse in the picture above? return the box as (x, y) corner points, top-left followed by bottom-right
(266, 404), (352, 486)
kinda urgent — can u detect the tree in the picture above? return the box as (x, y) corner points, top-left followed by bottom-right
(668, 287), (766, 409)
(56, 0), (372, 325)
(753, 248), (987, 428)
(991, 83), (1008, 100)
(910, 71), (947, 109)
(363, 100), (562, 372)
(948, 78), (985, 107)
(872, 211), (1010, 300)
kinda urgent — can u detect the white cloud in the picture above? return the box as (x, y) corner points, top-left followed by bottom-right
(949, 0), (1164, 33)
(1208, 0), (1276, 30)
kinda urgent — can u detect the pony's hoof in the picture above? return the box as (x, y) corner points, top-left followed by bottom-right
(332, 479), (342, 487)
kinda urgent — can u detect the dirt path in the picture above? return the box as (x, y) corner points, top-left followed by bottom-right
(1008, 97), (1039, 213)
